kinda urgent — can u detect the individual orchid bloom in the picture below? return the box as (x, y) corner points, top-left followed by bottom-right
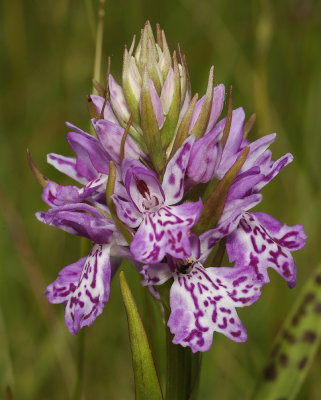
(226, 212), (307, 288)
(141, 248), (262, 352)
(45, 240), (130, 334)
(112, 136), (203, 263)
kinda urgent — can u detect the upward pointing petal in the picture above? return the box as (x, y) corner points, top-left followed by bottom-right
(162, 135), (195, 205)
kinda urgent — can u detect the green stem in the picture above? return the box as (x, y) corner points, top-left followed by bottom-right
(72, 238), (91, 400)
(72, 330), (85, 400)
(93, 0), (105, 93)
(159, 283), (202, 400)
(165, 327), (202, 400)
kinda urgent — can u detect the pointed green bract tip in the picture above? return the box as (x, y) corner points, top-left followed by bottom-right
(27, 149), (49, 187)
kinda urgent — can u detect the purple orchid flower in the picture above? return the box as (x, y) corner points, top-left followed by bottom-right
(141, 238), (262, 353)
(112, 136), (203, 263)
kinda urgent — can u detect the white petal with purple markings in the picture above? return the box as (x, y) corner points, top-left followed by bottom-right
(167, 262), (261, 352)
(45, 257), (85, 304)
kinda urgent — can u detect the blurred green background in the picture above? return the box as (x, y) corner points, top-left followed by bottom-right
(1, 0), (321, 398)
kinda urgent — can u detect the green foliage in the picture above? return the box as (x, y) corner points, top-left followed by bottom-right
(119, 271), (163, 400)
(250, 264), (321, 400)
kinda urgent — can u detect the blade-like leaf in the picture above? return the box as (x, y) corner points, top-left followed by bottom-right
(119, 271), (163, 400)
(249, 263), (321, 400)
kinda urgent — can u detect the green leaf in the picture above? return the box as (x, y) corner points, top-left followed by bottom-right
(119, 271), (163, 400)
(249, 263), (321, 400)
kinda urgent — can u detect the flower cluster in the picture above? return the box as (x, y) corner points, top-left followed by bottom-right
(33, 22), (306, 352)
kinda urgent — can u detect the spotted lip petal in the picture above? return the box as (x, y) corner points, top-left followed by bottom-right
(226, 212), (307, 287)
(167, 262), (262, 352)
(130, 200), (203, 264)
(64, 244), (112, 334)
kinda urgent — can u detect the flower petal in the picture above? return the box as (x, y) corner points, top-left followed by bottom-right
(65, 244), (112, 334)
(109, 74), (131, 122)
(187, 128), (222, 184)
(41, 176), (107, 207)
(130, 200), (202, 263)
(47, 154), (88, 184)
(254, 153), (294, 192)
(205, 84), (225, 134)
(199, 194), (262, 262)
(67, 130), (110, 179)
(162, 135), (195, 204)
(36, 203), (116, 243)
(45, 257), (85, 304)
(122, 159), (165, 213)
(93, 119), (145, 164)
(111, 194), (143, 228)
(89, 95), (119, 124)
(140, 262), (173, 286)
(148, 79), (164, 129)
(167, 262), (261, 352)
(226, 212), (306, 287)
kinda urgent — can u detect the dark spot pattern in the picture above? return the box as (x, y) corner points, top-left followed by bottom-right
(298, 356), (308, 370)
(282, 330), (297, 345)
(279, 353), (289, 367)
(314, 303), (321, 314)
(315, 274), (321, 285)
(264, 363), (277, 381)
(302, 330), (317, 343)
